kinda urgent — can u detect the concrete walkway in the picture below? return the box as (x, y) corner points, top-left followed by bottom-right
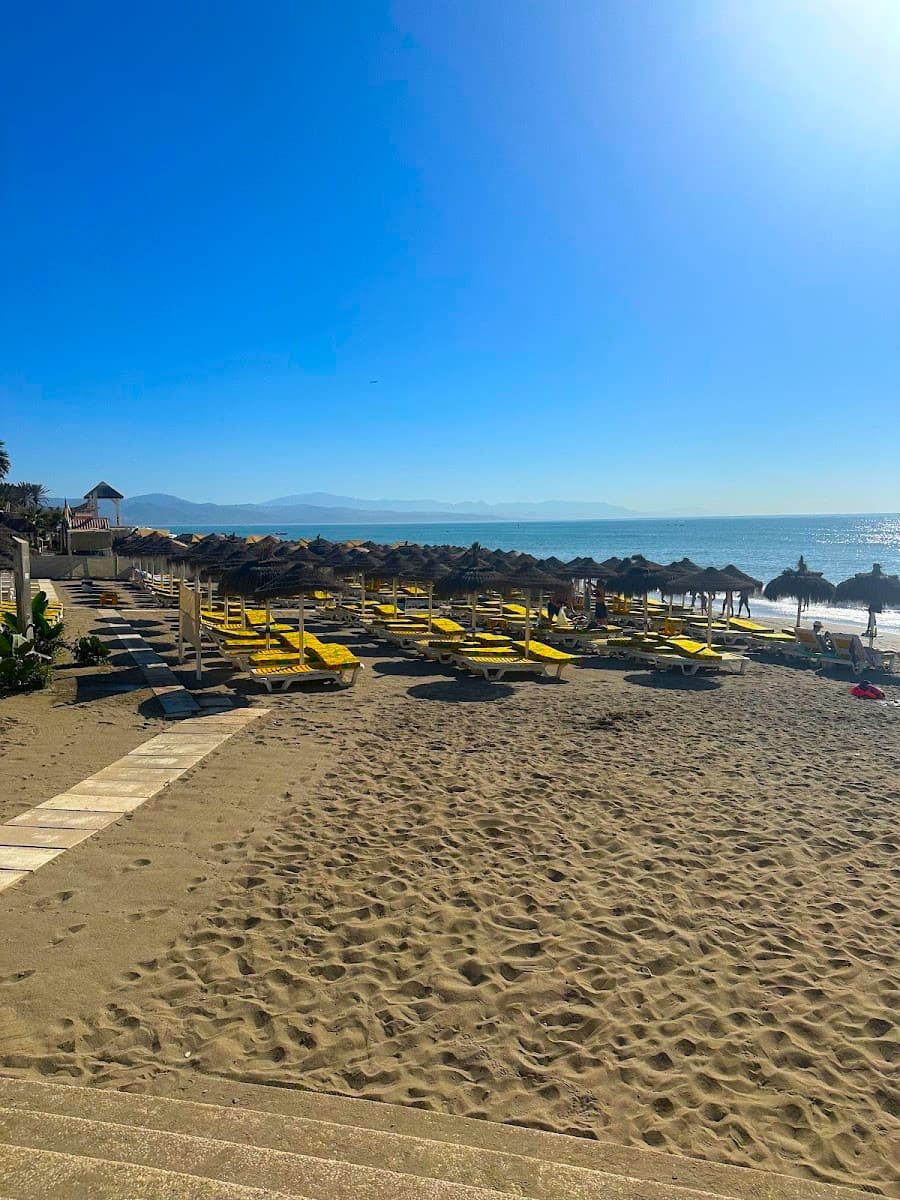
(0, 707), (268, 895)
(95, 610), (202, 718)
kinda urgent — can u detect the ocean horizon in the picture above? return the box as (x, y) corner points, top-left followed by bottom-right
(169, 512), (900, 637)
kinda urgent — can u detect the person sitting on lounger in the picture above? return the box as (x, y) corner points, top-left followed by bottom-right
(547, 598), (560, 623)
(812, 621), (836, 653)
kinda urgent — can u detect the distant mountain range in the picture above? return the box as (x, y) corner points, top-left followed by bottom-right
(48, 492), (640, 527)
(262, 494), (638, 520)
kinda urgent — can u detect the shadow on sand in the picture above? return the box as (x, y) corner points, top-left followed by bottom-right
(406, 678), (516, 703)
(623, 671), (721, 692)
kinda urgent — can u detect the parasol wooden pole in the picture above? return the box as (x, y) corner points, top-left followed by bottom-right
(428, 581), (433, 632)
(265, 600), (271, 650)
(525, 589), (532, 653)
(707, 592), (714, 647)
(298, 594), (305, 665)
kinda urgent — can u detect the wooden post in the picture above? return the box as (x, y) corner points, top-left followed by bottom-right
(12, 537), (32, 637)
(194, 587), (202, 682)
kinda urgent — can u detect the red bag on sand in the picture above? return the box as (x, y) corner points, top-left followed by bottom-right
(851, 683), (885, 700)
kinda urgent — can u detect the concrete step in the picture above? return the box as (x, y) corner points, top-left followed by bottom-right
(0, 1078), (874, 1200)
(0, 1143), (301, 1200)
(148, 1077), (878, 1200)
(0, 1107), (528, 1200)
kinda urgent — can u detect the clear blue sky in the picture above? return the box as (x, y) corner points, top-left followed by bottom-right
(3, 1), (899, 515)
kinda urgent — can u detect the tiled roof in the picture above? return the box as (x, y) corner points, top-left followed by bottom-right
(67, 515), (111, 531)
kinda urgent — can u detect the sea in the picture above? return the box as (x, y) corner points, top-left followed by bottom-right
(171, 513), (900, 637)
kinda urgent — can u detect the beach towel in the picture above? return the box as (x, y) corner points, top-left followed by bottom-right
(851, 682), (886, 700)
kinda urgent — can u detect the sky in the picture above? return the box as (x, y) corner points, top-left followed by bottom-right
(2, 0), (899, 516)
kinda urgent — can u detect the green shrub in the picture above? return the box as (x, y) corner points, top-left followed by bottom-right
(0, 653), (53, 691)
(0, 627), (55, 693)
(72, 635), (110, 666)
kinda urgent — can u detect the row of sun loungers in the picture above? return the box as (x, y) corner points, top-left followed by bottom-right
(775, 628), (897, 674)
(359, 608), (579, 681)
(200, 611), (362, 692)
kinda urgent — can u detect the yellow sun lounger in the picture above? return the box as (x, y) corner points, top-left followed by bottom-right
(277, 631), (324, 650)
(307, 642), (361, 671)
(429, 617), (465, 635)
(241, 643), (362, 690)
(243, 661), (358, 692)
(666, 637), (723, 661)
(512, 640), (578, 671)
(451, 652), (555, 682)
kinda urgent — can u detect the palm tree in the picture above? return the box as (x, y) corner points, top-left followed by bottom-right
(0, 441), (9, 481)
(13, 482), (48, 512)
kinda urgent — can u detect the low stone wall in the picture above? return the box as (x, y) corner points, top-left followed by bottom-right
(30, 554), (132, 581)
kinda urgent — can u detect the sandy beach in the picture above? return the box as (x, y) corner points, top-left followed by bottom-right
(0, 588), (897, 1195)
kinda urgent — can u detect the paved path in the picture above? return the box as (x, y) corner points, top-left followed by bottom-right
(95, 610), (203, 718)
(0, 707), (268, 895)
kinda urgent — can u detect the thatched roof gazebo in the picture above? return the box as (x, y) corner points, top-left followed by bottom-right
(84, 481), (124, 526)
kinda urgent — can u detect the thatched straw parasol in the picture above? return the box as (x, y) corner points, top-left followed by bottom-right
(258, 560), (334, 665)
(218, 559), (288, 648)
(607, 562), (672, 631)
(415, 555), (452, 632)
(562, 557), (613, 615)
(628, 554), (665, 571)
(436, 543), (508, 630)
(722, 564), (762, 591)
(764, 556), (836, 629)
(508, 561), (569, 649)
(834, 563), (900, 645)
(683, 566), (749, 646)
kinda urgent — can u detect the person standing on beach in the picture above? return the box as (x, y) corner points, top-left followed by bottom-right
(593, 592), (608, 625)
(737, 588), (751, 617)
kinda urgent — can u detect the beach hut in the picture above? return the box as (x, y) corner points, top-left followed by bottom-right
(764, 557), (836, 628)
